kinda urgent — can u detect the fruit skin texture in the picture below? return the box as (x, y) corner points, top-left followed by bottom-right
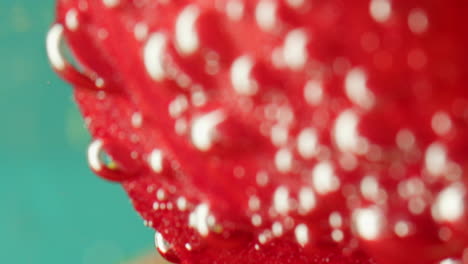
(48, 0), (468, 263)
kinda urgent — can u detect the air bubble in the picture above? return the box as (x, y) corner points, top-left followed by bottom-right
(154, 231), (180, 263)
(86, 139), (134, 182)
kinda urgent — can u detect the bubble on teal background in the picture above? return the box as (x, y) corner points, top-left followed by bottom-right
(0, 1), (153, 263)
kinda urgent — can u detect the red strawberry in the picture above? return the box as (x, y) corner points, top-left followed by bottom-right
(47, 0), (468, 263)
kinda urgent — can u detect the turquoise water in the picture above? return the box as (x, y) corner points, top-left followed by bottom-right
(0, 1), (153, 263)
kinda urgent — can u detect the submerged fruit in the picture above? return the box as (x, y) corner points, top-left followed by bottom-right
(47, 0), (468, 263)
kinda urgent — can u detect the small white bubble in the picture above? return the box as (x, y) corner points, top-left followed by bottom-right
(297, 128), (318, 159)
(394, 221), (410, 237)
(360, 176), (379, 201)
(226, 0), (244, 20)
(408, 197), (426, 215)
(148, 149), (164, 173)
(191, 110), (225, 151)
(248, 195), (261, 211)
(65, 9), (79, 31)
(345, 68), (375, 109)
(189, 203), (210, 236)
(353, 207), (384, 240)
(255, 1), (277, 31)
(295, 224), (309, 246)
(175, 5), (200, 55)
(230, 56), (258, 95)
(333, 110), (360, 153)
(272, 222), (284, 237)
(275, 148), (293, 173)
(256, 171), (269, 186)
(191, 90), (207, 107)
(103, 0), (120, 8)
(331, 229), (344, 242)
(87, 139), (104, 171)
(175, 118), (188, 135)
(432, 184), (465, 222)
(46, 24), (66, 71)
(153, 202), (159, 210)
(169, 95), (189, 118)
(369, 0), (392, 23)
(131, 112), (143, 128)
(298, 187), (316, 214)
(425, 142), (447, 175)
(283, 29), (308, 70)
(286, 0), (304, 8)
(440, 258), (461, 264)
(177, 197), (188, 211)
(251, 214), (262, 226)
(329, 212), (342, 228)
(154, 231), (171, 254)
(157, 189), (167, 201)
(144, 32), (167, 81)
(185, 243), (192, 251)
(396, 129), (415, 151)
(431, 111), (452, 135)
(304, 80), (323, 106)
(273, 186), (290, 214)
(271, 125), (289, 146)
(408, 8), (429, 34)
(134, 22), (149, 41)
(312, 161), (340, 195)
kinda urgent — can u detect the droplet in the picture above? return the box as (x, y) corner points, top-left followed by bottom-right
(189, 203), (210, 236)
(191, 110), (225, 151)
(408, 8), (429, 34)
(148, 149), (164, 173)
(46, 24), (67, 70)
(295, 224), (309, 246)
(312, 161), (340, 195)
(154, 231), (180, 263)
(297, 128), (318, 159)
(272, 222), (284, 237)
(255, 0), (277, 31)
(144, 32), (167, 81)
(432, 183), (465, 222)
(425, 142), (447, 175)
(333, 110), (360, 153)
(86, 139), (134, 182)
(65, 9), (79, 31)
(344, 68), (375, 109)
(230, 56), (258, 95)
(87, 139), (120, 172)
(175, 5), (200, 55)
(275, 148), (293, 173)
(431, 111), (452, 135)
(102, 0), (120, 8)
(273, 186), (290, 214)
(353, 207), (384, 240)
(298, 187), (316, 214)
(226, 0), (244, 20)
(394, 221), (410, 237)
(283, 29), (308, 70)
(369, 0), (392, 23)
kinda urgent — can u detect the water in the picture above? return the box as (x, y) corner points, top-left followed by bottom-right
(0, 1), (151, 263)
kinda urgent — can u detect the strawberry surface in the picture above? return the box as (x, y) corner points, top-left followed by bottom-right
(47, 0), (468, 263)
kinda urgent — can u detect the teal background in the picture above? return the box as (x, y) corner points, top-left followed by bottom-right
(0, 1), (154, 263)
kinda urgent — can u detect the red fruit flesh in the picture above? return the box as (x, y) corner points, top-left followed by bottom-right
(47, 0), (468, 263)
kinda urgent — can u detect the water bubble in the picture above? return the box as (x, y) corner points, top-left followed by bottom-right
(154, 231), (180, 263)
(87, 139), (117, 172)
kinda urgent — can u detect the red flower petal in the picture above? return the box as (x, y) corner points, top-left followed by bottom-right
(47, 0), (468, 263)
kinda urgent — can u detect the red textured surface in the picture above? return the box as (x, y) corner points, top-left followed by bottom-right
(50, 0), (468, 263)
